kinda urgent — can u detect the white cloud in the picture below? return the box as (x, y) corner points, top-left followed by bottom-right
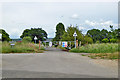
(71, 14), (79, 19)
(85, 20), (98, 26)
(79, 26), (86, 30)
(85, 20), (118, 30)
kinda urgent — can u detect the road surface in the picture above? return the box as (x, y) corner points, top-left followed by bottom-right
(2, 47), (118, 78)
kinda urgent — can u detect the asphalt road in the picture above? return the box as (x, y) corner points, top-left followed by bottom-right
(2, 47), (118, 78)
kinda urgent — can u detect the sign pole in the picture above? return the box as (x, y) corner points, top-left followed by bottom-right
(75, 36), (76, 48)
(73, 31), (77, 48)
(39, 40), (41, 50)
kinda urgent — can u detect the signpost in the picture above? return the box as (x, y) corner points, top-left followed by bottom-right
(34, 36), (37, 44)
(49, 41), (52, 47)
(73, 31), (77, 48)
(10, 43), (15, 48)
(9, 41), (15, 48)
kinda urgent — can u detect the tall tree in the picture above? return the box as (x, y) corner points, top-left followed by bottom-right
(61, 25), (83, 41)
(53, 23), (65, 41)
(87, 29), (101, 42)
(100, 29), (108, 40)
(20, 28), (47, 42)
(0, 29), (11, 41)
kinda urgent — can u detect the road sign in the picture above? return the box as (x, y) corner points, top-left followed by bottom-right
(73, 31), (77, 37)
(62, 42), (67, 47)
(34, 36), (37, 40)
(49, 41), (52, 47)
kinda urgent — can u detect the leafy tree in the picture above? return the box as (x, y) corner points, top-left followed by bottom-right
(66, 25), (83, 41)
(22, 36), (32, 42)
(110, 38), (117, 43)
(53, 23), (65, 41)
(83, 35), (93, 44)
(20, 28), (47, 42)
(108, 25), (119, 39)
(61, 31), (71, 41)
(0, 29), (11, 41)
(110, 25), (114, 31)
(102, 38), (109, 43)
(87, 29), (101, 42)
(61, 25), (83, 41)
(100, 29), (108, 39)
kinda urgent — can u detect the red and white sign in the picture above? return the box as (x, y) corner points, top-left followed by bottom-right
(62, 42), (67, 47)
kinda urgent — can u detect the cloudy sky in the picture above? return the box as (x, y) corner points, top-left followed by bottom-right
(1, 1), (118, 38)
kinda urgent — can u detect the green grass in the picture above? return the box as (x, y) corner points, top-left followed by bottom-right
(35, 45), (46, 50)
(2, 42), (44, 53)
(70, 43), (118, 53)
(70, 43), (119, 59)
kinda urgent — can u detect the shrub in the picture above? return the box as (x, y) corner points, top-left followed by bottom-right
(2, 42), (44, 53)
(110, 38), (117, 43)
(70, 43), (118, 53)
(40, 46), (45, 50)
(96, 41), (100, 43)
(22, 36), (32, 43)
(102, 38), (109, 43)
(57, 45), (66, 50)
(69, 48), (80, 53)
(84, 36), (93, 44)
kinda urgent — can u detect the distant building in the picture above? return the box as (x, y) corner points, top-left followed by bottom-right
(45, 38), (53, 42)
(11, 38), (22, 42)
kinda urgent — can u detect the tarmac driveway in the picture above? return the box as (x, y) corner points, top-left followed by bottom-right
(2, 47), (118, 78)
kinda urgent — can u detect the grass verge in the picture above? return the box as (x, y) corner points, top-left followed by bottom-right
(70, 43), (119, 59)
(2, 41), (44, 53)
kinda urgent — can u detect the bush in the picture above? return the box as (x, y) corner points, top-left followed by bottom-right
(110, 38), (117, 43)
(69, 48), (80, 53)
(2, 42), (43, 53)
(22, 36), (32, 43)
(84, 36), (93, 44)
(57, 45), (66, 50)
(70, 43), (118, 53)
(40, 46), (45, 50)
(102, 38), (109, 43)
(96, 41), (100, 43)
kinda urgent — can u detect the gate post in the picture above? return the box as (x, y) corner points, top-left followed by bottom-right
(76, 40), (78, 48)
(39, 40), (41, 50)
(79, 41), (81, 47)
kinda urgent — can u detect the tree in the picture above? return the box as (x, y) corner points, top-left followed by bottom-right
(108, 25), (119, 39)
(61, 31), (71, 41)
(20, 28), (47, 42)
(53, 23), (65, 41)
(22, 36), (32, 42)
(102, 38), (109, 43)
(83, 35), (93, 44)
(61, 25), (83, 42)
(100, 29), (108, 40)
(87, 29), (101, 42)
(110, 38), (117, 43)
(0, 29), (11, 41)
